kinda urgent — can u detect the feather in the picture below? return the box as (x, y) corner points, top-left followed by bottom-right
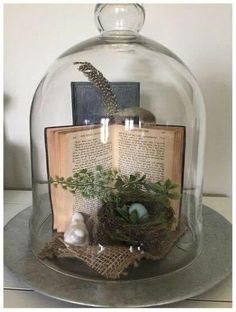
(74, 61), (118, 117)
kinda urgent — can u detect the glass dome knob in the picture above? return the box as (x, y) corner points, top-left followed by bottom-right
(94, 3), (145, 34)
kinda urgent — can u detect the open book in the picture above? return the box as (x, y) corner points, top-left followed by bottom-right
(45, 123), (185, 232)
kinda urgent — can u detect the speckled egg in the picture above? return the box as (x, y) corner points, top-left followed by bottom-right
(128, 203), (149, 219)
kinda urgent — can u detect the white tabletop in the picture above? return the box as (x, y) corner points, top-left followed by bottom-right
(4, 190), (232, 308)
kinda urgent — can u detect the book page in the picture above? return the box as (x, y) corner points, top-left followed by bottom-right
(112, 124), (184, 220)
(65, 126), (113, 216)
(46, 125), (114, 232)
(46, 126), (83, 231)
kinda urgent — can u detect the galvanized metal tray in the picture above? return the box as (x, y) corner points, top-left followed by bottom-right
(4, 205), (231, 307)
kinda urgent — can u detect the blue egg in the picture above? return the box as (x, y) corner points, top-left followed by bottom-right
(128, 203), (148, 219)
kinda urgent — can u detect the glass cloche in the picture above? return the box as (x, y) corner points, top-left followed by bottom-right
(30, 3), (205, 280)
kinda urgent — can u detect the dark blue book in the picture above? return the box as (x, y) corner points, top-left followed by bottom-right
(71, 82), (140, 125)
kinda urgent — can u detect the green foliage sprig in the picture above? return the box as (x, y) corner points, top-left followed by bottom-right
(49, 165), (180, 208)
(49, 165), (116, 203)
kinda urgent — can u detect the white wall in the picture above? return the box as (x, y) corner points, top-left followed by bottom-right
(4, 4), (232, 196)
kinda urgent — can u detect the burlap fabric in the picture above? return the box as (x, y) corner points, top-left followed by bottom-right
(39, 217), (187, 279)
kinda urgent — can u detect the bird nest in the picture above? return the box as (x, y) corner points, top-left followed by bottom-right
(90, 191), (177, 254)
